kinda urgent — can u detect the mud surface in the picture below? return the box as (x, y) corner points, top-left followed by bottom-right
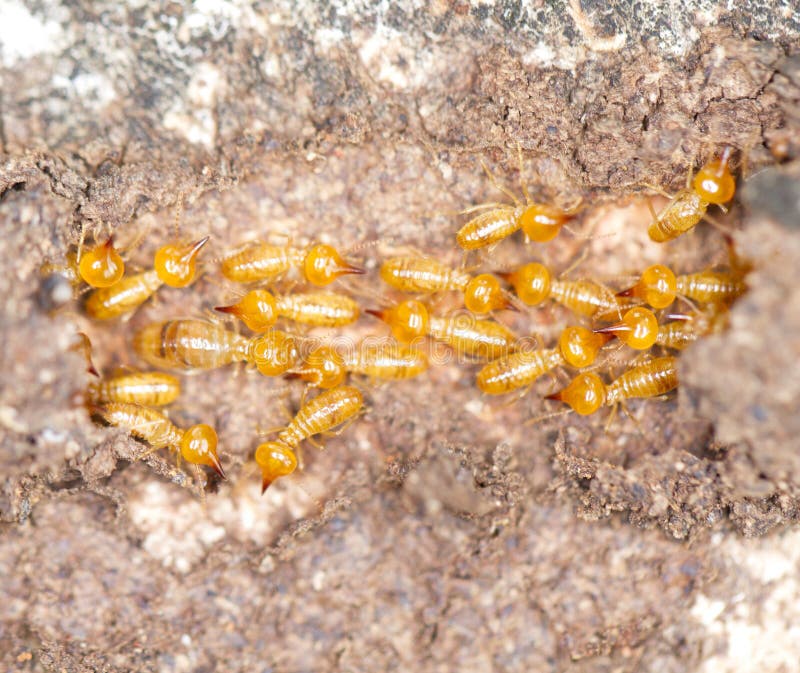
(1, 2), (800, 672)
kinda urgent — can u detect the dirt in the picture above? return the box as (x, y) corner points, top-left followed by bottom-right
(1, 2), (800, 672)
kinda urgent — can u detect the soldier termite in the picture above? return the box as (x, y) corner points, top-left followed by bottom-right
(456, 145), (580, 251)
(546, 356), (678, 415)
(219, 242), (363, 286)
(644, 147), (736, 243)
(380, 256), (514, 314)
(254, 385), (365, 492)
(216, 289), (360, 330)
(93, 402), (225, 478)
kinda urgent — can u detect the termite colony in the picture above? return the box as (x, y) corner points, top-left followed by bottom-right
(42, 145), (748, 496)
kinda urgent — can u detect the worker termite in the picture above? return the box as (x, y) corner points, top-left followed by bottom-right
(219, 242), (364, 286)
(75, 332), (181, 405)
(546, 356), (678, 415)
(501, 262), (628, 320)
(366, 300), (518, 360)
(644, 147), (736, 243)
(291, 341), (429, 388)
(132, 319), (299, 376)
(617, 263), (747, 308)
(456, 145), (580, 250)
(216, 289), (360, 329)
(476, 325), (613, 395)
(254, 385), (364, 492)
(93, 402), (225, 478)
(88, 370), (181, 407)
(84, 236), (209, 320)
(380, 256), (514, 314)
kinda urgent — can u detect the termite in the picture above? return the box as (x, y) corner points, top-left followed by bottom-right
(254, 385), (364, 492)
(132, 319), (299, 376)
(292, 341), (429, 388)
(476, 325), (613, 395)
(655, 306), (729, 351)
(380, 256), (514, 314)
(219, 242), (363, 286)
(617, 263), (747, 308)
(366, 300), (518, 360)
(216, 289), (360, 329)
(456, 146), (579, 250)
(477, 348), (564, 395)
(84, 236), (209, 320)
(88, 370), (181, 407)
(94, 402), (225, 478)
(546, 356), (678, 415)
(645, 147), (736, 243)
(75, 332), (181, 406)
(501, 262), (627, 319)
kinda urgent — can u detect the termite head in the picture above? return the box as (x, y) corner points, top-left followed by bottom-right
(617, 264), (676, 309)
(464, 274), (515, 314)
(519, 204), (570, 243)
(366, 300), (430, 343)
(594, 306), (658, 350)
(154, 236), (210, 287)
(303, 244), (364, 286)
(500, 262), (551, 306)
(249, 330), (299, 377)
(78, 237), (125, 288)
(216, 290), (277, 332)
(180, 424), (225, 479)
(693, 147), (735, 204)
(292, 345), (347, 389)
(255, 441), (298, 493)
(558, 325), (612, 368)
(546, 372), (606, 415)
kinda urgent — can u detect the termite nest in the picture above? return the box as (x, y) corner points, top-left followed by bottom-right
(41, 144), (749, 498)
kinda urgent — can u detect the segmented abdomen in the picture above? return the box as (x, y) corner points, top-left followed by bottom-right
(647, 191), (707, 243)
(456, 206), (520, 250)
(100, 402), (182, 450)
(344, 343), (429, 380)
(605, 357), (678, 406)
(276, 293), (359, 326)
(676, 271), (746, 304)
(279, 386), (364, 447)
(90, 372), (181, 406)
(220, 243), (303, 283)
(656, 322), (698, 351)
(84, 270), (163, 320)
(429, 316), (517, 360)
(133, 320), (250, 370)
(550, 280), (619, 318)
(380, 257), (470, 293)
(477, 348), (564, 394)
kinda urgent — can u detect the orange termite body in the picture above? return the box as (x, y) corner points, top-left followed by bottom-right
(254, 386), (364, 492)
